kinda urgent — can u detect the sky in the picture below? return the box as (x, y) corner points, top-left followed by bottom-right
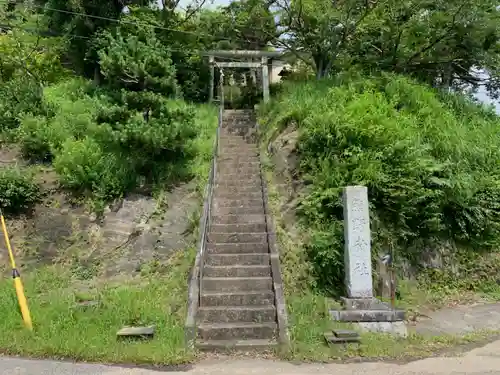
(475, 85), (500, 114)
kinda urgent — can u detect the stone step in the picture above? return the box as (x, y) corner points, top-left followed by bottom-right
(218, 137), (256, 142)
(222, 119), (254, 123)
(213, 205), (265, 216)
(222, 114), (253, 118)
(205, 253), (270, 266)
(196, 338), (277, 351)
(210, 223), (267, 233)
(213, 192), (263, 200)
(197, 322), (277, 341)
(217, 170), (261, 179)
(217, 156), (260, 163)
(208, 232), (267, 243)
(222, 116), (254, 122)
(218, 144), (257, 150)
(219, 144), (258, 151)
(212, 215), (266, 225)
(220, 125), (253, 129)
(215, 176), (261, 185)
(218, 151), (259, 158)
(198, 305), (276, 323)
(201, 291), (275, 306)
(220, 127), (255, 133)
(214, 185), (262, 194)
(217, 161), (260, 168)
(218, 151), (259, 157)
(221, 117), (254, 122)
(216, 173), (261, 181)
(203, 265), (271, 277)
(213, 199), (264, 208)
(207, 242), (269, 254)
(219, 135), (255, 140)
(201, 277), (272, 292)
(219, 134), (255, 140)
(222, 122), (256, 128)
(215, 180), (262, 189)
(217, 162), (260, 174)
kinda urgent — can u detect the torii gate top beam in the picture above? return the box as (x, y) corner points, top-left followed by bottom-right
(206, 50), (284, 58)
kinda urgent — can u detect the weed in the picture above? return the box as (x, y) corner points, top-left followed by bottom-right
(0, 248), (196, 364)
(259, 73), (500, 296)
(0, 167), (40, 214)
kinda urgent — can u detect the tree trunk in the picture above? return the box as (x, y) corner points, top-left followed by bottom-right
(313, 53), (332, 79)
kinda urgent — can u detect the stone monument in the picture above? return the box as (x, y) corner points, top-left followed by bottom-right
(329, 186), (407, 337)
(343, 186), (373, 298)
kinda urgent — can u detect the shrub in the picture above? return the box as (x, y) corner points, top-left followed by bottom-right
(15, 73), (216, 211)
(97, 24), (179, 96)
(0, 168), (40, 214)
(18, 79), (103, 161)
(53, 137), (134, 204)
(260, 73), (500, 295)
(0, 77), (44, 131)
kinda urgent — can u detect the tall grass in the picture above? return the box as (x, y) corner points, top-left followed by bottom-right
(260, 73), (500, 295)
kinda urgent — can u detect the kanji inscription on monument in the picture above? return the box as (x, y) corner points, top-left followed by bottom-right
(343, 186), (373, 298)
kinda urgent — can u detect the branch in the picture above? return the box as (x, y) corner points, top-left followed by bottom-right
(405, 1), (468, 66)
(391, 29), (403, 66)
(178, 0), (208, 26)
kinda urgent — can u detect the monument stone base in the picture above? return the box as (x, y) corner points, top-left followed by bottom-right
(330, 297), (407, 338)
(336, 186), (407, 339)
(357, 321), (408, 337)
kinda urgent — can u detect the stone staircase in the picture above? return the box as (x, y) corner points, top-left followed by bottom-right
(195, 109), (286, 350)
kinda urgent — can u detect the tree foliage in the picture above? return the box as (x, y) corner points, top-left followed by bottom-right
(261, 74), (500, 293)
(96, 16), (179, 95)
(276, 0), (500, 94)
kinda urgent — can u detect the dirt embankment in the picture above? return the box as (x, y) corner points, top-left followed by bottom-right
(0, 145), (200, 282)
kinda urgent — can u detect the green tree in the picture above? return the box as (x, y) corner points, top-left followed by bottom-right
(96, 15), (179, 96)
(277, 0), (500, 95)
(0, 24), (67, 129)
(37, 0), (154, 75)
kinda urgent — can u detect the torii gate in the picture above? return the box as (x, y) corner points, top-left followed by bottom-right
(206, 50), (284, 104)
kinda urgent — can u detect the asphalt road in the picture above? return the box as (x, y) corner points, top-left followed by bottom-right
(1, 339), (500, 375)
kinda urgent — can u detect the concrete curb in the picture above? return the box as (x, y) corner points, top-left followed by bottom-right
(260, 166), (290, 348)
(184, 253), (201, 349)
(185, 181), (211, 349)
(184, 106), (221, 349)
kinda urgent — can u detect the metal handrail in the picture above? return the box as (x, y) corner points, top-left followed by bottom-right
(198, 68), (224, 307)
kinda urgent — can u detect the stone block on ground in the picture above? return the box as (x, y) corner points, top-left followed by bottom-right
(117, 325), (155, 338)
(324, 332), (360, 344)
(356, 321), (408, 338)
(74, 300), (99, 310)
(330, 308), (405, 322)
(341, 297), (391, 310)
(333, 329), (359, 338)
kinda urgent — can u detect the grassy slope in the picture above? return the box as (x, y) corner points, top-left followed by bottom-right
(0, 103), (217, 365)
(262, 170), (497, 361)
(259, 75), (500, 360)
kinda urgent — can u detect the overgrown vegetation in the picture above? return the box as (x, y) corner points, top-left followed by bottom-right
(16, 78), (213, 210)
(260, 73), (500, 298)
(0, 168), (40, 214)
(0, 0), (222, 363)
(1, 0), (500, 364)
(0, 249), (195, 364)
